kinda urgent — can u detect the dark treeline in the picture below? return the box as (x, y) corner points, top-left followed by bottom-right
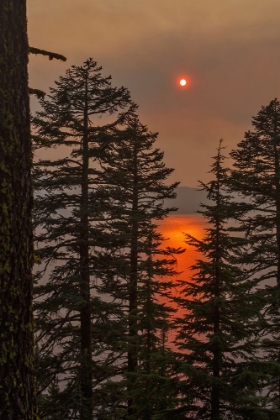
(32, 59), (280, 420)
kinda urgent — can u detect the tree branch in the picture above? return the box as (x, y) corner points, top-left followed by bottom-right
(29, 47), (66, 62)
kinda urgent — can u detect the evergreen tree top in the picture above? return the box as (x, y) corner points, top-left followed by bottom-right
(252, 98), (280, 137)
(32, 58), (136, 148)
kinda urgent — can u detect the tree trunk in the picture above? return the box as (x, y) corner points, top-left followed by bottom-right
(272, 109), (280, 409)
(211, 162), (222, 420)
(0, 1), (36, 418)
(80, 73), (93, 420)
(127, 145), (139, 417)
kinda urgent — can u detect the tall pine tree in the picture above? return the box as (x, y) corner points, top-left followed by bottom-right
(90, 113), (182, 419)
(32, 59), (134, 419)
(175, 141), (264, 419)
(230, 99), (280, 414)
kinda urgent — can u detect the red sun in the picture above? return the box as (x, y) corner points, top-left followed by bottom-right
(180, 79), (187, 87)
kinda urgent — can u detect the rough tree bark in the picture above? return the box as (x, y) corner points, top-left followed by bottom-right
(0, 1), (36, 418)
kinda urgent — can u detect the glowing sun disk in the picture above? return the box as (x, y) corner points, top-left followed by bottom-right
(180, 79), (187, 86)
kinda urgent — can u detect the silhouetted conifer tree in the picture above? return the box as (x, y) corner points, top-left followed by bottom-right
(32, 59), (134, 420)
(229, 99), (280, 415)
(87, 114), (182, 419)
(175, 141), (266, 419)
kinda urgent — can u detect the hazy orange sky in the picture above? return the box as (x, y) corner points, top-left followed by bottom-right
(27, 0), (280, 188)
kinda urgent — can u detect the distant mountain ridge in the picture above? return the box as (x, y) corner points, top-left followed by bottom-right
(165, 186), (208, 215)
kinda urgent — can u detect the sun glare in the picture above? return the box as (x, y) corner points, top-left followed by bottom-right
(180, 79), (187, 87)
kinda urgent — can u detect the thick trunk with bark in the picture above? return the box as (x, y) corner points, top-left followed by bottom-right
(0, 1), (36, 418)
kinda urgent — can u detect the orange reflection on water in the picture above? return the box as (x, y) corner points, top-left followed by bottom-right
(156, 214), (208, 345)
(157, 214), (207, 277)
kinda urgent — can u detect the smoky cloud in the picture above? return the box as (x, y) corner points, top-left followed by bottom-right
(28, 0), (280, 186)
